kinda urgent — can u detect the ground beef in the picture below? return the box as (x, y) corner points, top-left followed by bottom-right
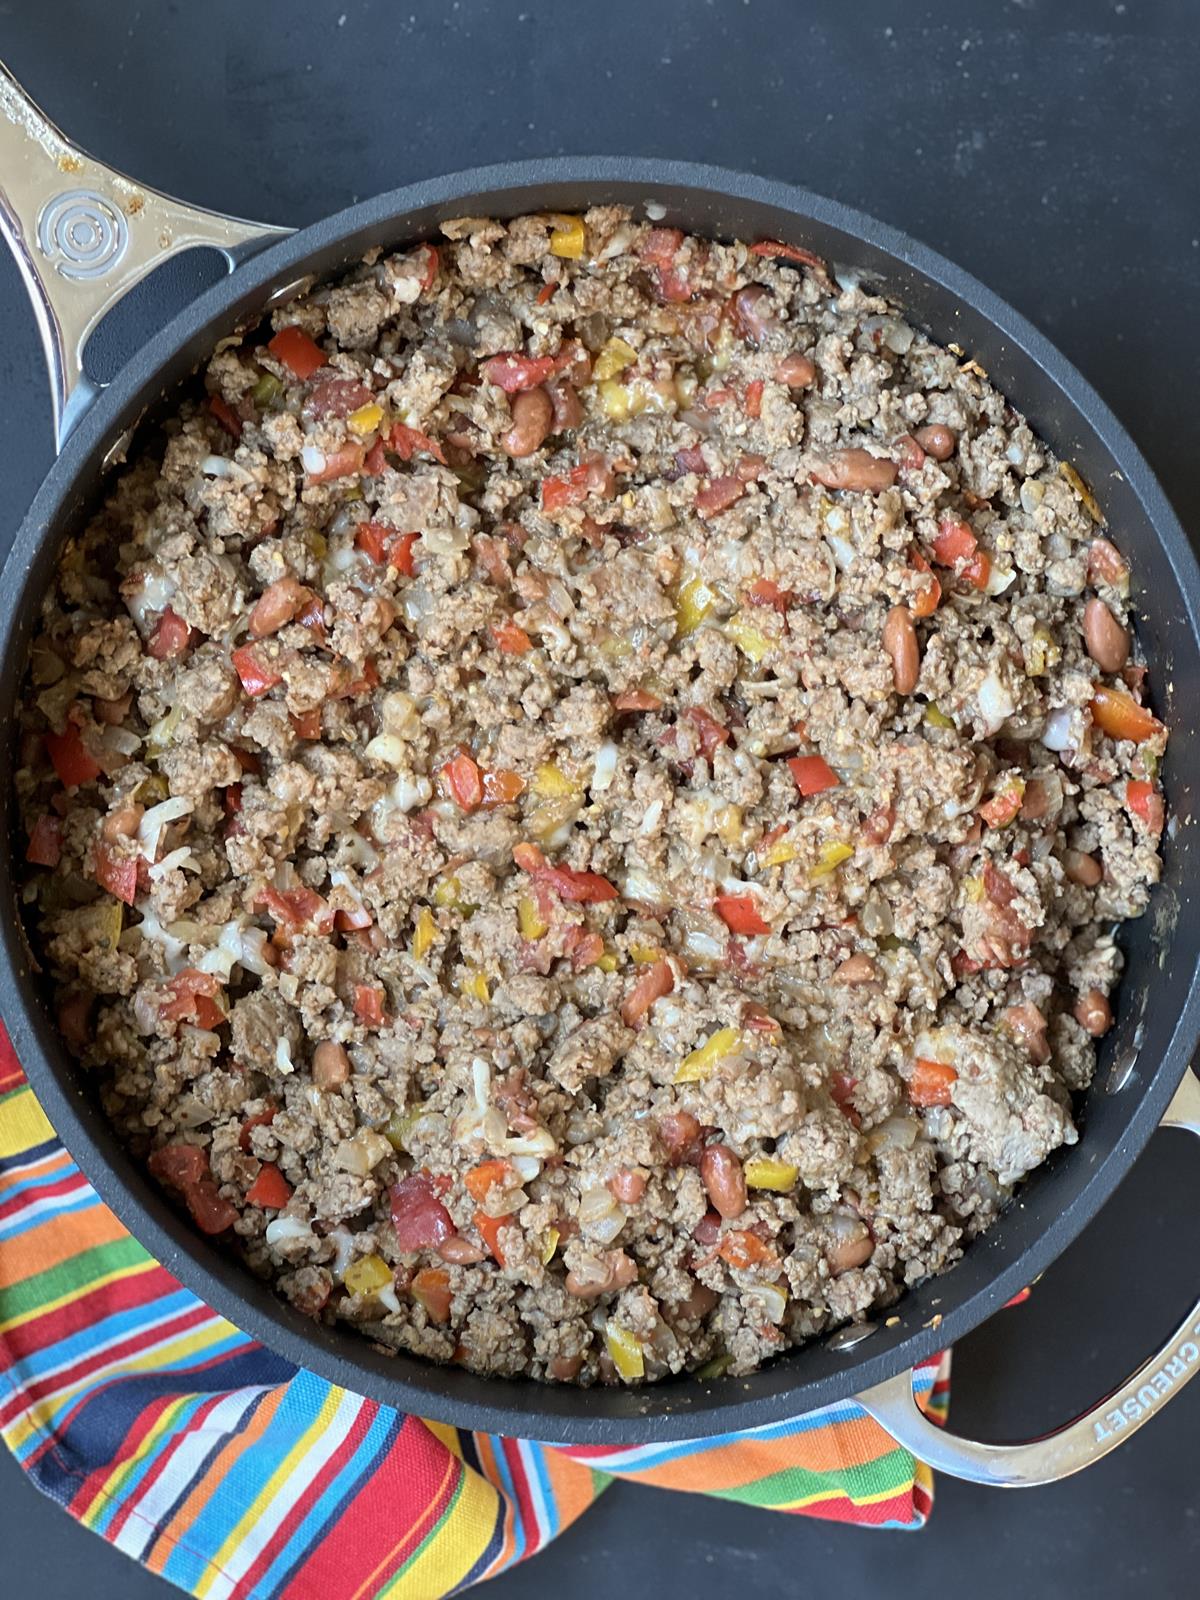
(15, 210), (1166, 1388)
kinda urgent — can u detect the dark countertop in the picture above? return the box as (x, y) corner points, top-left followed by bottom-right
(2, 2), (1199, 1594)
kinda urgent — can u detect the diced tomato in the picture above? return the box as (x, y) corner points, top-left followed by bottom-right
(231, 644), (282, 697)
(148, 1142), (208, 1191)
(208, 393), (242, 438)
(909, 549), (941, 618)
(828, 1071), (861, 1127)
(750, 239), (828, 272)
(44, 726), (101, 789)
(512, 841), (619, 903)
(480, 352), (558, 393)
(1091, 686), (1163, 745)
(246, 1162), (292, 1210)
(295, 596), (327, 642)
(25, 813), (63, 867)
(481, 768), (526, 806)
(961, 549), (991, 590)
(1126, 778), (1165, 834)
(442, 751), (484, 812)
(490, 619), (532, 654)
(909, 1057), (957, 1108)
(713, 894), (771, 936)
(474, 1210), (508, 1266)
(306, 442), (365, 483)
(746, 578), (794, 612)
(787, 754), (838, 797)
(465, 1159), (512, 1203)
(334, 657), (380, 700)
(613, 689), (663, 712)
(268, 325), (327, 380)
(389, 422), (447, 464)
(931, 517), (978, 566)
(979, 787), (1024, 828)
(411, 1266), (452, 1323)
(147, 606), (196, 661)
(416, 243), (440, 293)
(981, 860), (1016, 907)
(716, 1230), (777, 1270)
(239, 1106), (277, 1153)
(540, 453), (616, 513)
(695, 475), (746, 516)
(570, 930), (606, 970)
(640, 227), (685, 269)
(364, 438), (388, 475)
(355, 521), (395, 563)
(390, 1172), (454, 1251)
(675, 445), (708, 476)
(703, 387), (734, 410)
(333, 904), (373, 932)
(303, 376), (374, 419)
(257, 884), (335, 934)
(743, 379), (764, 418)
(160, 968), (225, 1029)
(93, 843), (138, 905)
(290, 708), (322, 740)
(536, 280), (557, 305)
(187, 1182), (240, 1235)
(735, 453), (767, 483)
(686, 707), (731, 762)
(621, 958), (675, 1026)
(742, 1002), (782, 1035)
(353, 984), (387, 1028)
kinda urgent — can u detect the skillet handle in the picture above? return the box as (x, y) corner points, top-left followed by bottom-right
(0, 60), (293, 452)
(857, 1068), (1200, 1486)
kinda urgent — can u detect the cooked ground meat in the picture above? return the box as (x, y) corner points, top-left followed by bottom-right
(15, 210), (1167, 1388)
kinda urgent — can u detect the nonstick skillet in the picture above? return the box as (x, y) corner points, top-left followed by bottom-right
(2, 61), (1199, 1483)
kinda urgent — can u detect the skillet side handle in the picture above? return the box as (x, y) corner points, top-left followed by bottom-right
(857, 1068), (1200, 1487)
(0, 60), (292, 452)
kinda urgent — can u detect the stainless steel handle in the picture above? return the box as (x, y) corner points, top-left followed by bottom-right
(0, 61), (292, 451)
(857, 1068), (1200, 1486)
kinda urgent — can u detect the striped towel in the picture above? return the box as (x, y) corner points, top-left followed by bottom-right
(0, 1033), (949, 1598)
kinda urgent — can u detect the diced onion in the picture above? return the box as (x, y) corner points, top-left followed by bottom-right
(376, 1285), (402, 1315)
(684, 929), (725, 963)
(421, 524), (470, 556)
(620, 866), (667, 905)
(825, 533), (857, 571)
(365, 733), (409, 767)
(1041, 707), (1076, 752)
(867, 1116), (920, 1153)
(510, 1154), (542, 1182)
(133, 906), (192, 971)
(137, 795), (193, 860)
(124, 567), (178, 637)
(640, 799), (664, 835)
(748, 1280), (789, 1323)
(147, 845), (198, 881)
(976, 669), (1016, 735)
(591, 741), (618, 792)
(275, 1037), (295, 1075)
(984, 562), (1017, 597)
(265, 1215), (314, 1247)
(301, 444), (327, 476)
(504, 1126), (556, 1158)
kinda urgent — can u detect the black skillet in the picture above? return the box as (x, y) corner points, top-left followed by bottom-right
(2, 62), (1198, 1482)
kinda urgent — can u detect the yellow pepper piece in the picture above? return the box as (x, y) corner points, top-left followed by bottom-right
(540, 1227), (560, 1264)
(135, 772), (169, 805)
(462, 970), (490, 1004)
(1060, 461), (1102, 523)
(963, 875), (985, 904)
(760, 838), (798, 869)
(725, 612), (772, 663)
(744, 1157), (799, 1192)
(676, 573), (719, 636)
(923, 702), (954, 729)
(596, 951), (619, 973)
(1024, 626), (1062, 678)
(598, 379), (647, 422)
(344, 1253), (393, 1296)
(599, 631), (632, 659)
(412, 906), (438, 961)
(809, 841), (853, 883)
(146, 703), (183, 757)
(341, 484), (363, 502)
(605, 1320), (645, 1381)
(309, 530), (328, 559)
(526, 797), (582, 843)
(383, 1105), (424, 1151)
(675, 1026), (743, 1083)
(548, 215), (586, 260)
(433, 875), (461, 908)
(630, 942), (662, 965)
(593, 336), (638, 381)
(347, 401), (384, 436)
(715, 804), (744, 847)
(533, 762), (582, 799)
(518, 893), (549, 941)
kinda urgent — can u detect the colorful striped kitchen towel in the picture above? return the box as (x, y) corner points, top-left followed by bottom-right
(0, 1036), (949, 1599)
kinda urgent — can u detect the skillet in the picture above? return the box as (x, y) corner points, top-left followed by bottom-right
(2, 60), (1199, 1483)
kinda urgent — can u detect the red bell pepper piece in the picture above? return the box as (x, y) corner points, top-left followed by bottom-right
(442, 752), (484, 812)
(25, 813), (63, 867)
(257, 885), (335, 935)
(93, 843), (139, 906)
(45, 726), (101, 788)
(231, 644), (282, 697)
(353, 984), (387, 1028)
(267, 325), (327, 380)
(246, 1162), (292, 1210)
(713, 894), (771, 936)
(909, 1057), (957, 1108)
(389, 422), (447, 464)
(208, 393), (242, 438)
(787, 755), (839, 797)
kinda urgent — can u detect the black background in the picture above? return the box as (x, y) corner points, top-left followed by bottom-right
(2, 3), (1199, 1595)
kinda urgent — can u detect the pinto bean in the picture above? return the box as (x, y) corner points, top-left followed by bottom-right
(1075, 988), (1113, 1036)
(312, 1040), (350, 1089)
(1082, 598), (1130, 674)
(249, 576), (312, 639)
(546, 377), (584, 433)
(913, 423), (957, 461)
(1088, 537), (1129, 590)
(502, 386), (554, 457)
(1063, 848), (1103, 887)
(833, 953), (878, 985)
(549, 1353), (584, 1381)
(565, 1249), (638, 1297)
(102, 803), (144, 843)
(810, 448), (898, 492)
(1004, 1002), (1051, 1064)
(827, 1226), (873, 1275)
(732, 284), (781, 344)
(677, 1280), (719, 1320)
(657, 1109), (703, 1164)
(607, 1168), (648, 1204)
(438, 1235), (487, 1264)
(774, 351), (816, 387)
(883, 604), (920, 694)
(700, 1144), (747, 1220)
(94, 692), (132, 726)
